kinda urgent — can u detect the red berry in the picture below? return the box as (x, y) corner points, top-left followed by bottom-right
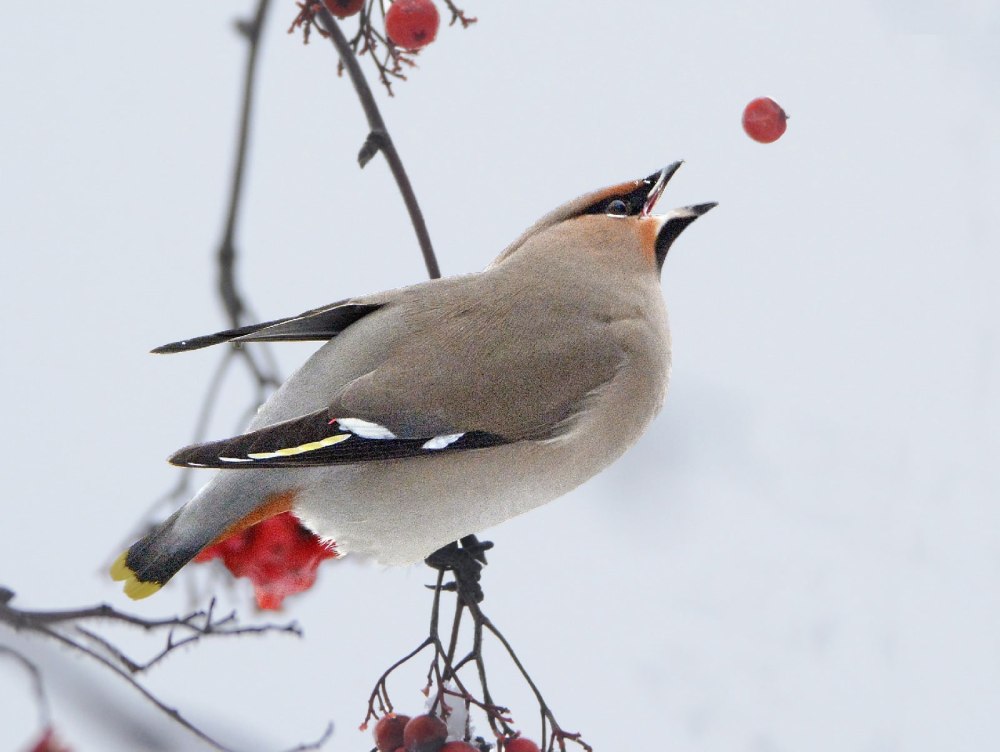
(374, 715), (412, 752)
(440, 743), (478, 751)
(194, 511), (337, 610)
(504, 739), (540, 752)
(742, 97), (788, 143)
(324, 0), (365, 17)
(403, 714), (448, 752)
(385, 0), (440, 50)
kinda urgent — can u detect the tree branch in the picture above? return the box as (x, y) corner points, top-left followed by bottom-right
(0, 590), (321, 752)
(38, 624), (241, 752)
(313, 8), (442, 280)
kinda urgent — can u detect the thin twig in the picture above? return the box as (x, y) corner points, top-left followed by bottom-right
(440, 0), (478, 27)
(312, 8), (441, 280)
(0, 645), (50, 726)
(279, 722), (334, 752)
(219, 0), (275, 327)
(37, 625), (240, 752)
(1, 597), (300, 636)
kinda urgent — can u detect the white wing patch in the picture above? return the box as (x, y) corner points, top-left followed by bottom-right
(421, 433), (465, 450)
(336, 418), (397, 440)
(247, 433), (351, 460)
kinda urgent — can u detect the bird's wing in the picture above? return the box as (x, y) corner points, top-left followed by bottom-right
(169, 272), (628, 467)
(325, 272), (628, 441)
(168, 408), (509, 468)
(152, 301), (384, 353)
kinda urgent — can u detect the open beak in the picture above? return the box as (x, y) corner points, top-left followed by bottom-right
(641, 161), (683, 217)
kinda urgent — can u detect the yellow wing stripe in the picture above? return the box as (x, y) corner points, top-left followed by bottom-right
(247, 433), (350, 460)
(109, 551), (163, 600)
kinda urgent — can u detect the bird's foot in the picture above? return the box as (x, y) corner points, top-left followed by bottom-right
(424, 535), (493, 605)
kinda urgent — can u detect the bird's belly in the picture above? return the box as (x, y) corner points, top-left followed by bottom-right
(290, 427), (620, 566)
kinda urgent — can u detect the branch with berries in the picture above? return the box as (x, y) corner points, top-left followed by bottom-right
(360, 538), (593, 752)
(289, 0), (476, 96)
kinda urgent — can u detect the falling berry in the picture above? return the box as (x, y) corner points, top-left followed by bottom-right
(194, 511), (337, 610)
(374, 715), (412, 752)
(504, 739), (540, 752)
(403, 714), (449, 752)
(742, 97), (788, 143)
(385, 0), (440, 50)
(324, 0), (365, 17)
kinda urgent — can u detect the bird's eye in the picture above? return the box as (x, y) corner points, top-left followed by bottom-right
(606, 199), (629, 217)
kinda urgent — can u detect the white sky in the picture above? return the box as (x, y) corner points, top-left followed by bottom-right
(1, 1), (998, 751)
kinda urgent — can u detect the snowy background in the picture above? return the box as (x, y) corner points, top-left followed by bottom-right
(1, 1), (998, 750)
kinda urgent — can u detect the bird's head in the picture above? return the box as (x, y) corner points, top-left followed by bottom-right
(491, 162), (716, 275)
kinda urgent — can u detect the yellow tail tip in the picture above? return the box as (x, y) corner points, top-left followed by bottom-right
(124, 579), (162, 600)
(110, 550), (163, 600)
(109, 551), (132, 581)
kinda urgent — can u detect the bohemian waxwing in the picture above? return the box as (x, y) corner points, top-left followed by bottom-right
(111, 163), (715, 599)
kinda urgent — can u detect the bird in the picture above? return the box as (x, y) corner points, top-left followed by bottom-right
(111, 162), (716, 600)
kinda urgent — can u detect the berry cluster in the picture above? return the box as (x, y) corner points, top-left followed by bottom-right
(194, 511), (337, 610)
(289, 0), (476, 94)
(322, 0), (441, 50)
(373, 714), (541, 752)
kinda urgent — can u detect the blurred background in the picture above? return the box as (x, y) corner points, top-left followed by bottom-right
(1, 1), (998, 750)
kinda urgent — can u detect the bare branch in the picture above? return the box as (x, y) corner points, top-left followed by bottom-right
(312, 8), (442, 280)
(1, 590), (320, 752)
(219, 0), (274, 328)
(37, 624), (242, 752)
(1, 595), (300, 639)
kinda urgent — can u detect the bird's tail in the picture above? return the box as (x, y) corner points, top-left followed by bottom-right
(110, 485), (297, 600)
(110, 506), (211, 599)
